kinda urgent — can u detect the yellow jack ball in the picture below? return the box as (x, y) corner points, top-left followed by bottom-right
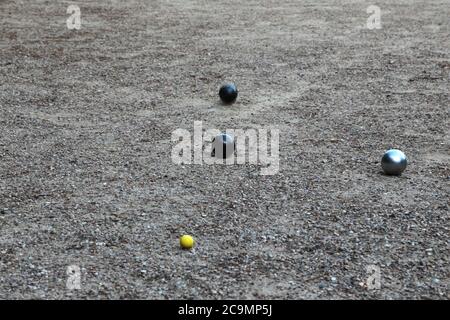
(180, 235), (195, 249)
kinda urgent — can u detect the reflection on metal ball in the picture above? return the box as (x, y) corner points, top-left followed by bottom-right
(381, 149), (407, 175)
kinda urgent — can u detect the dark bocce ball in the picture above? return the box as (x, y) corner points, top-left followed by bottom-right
(211, 133), (235, 159)
(219, 83), (238, 104)
(381, 149), (408, 176)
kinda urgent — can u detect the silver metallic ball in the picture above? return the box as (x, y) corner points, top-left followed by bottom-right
(211, 133), (235, 159)
(381, 149), (407, 175)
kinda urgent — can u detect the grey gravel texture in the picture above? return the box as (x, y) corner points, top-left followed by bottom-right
(0, 0), (449, 299)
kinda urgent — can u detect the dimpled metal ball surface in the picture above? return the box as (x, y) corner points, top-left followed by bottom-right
(219, 83), (238, 104)
(211, 133), (235, 159)
(381, 149), (407, 175)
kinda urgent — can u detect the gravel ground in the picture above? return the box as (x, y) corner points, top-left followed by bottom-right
(0, 0), (449, 299)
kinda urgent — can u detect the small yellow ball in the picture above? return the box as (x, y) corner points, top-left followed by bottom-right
(180, 235), (195, 249)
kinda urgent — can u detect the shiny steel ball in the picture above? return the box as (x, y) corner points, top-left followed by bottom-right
(381, 149), (407, 175)
(219, 83), (238, 104)
(211, 133), (235, 159)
